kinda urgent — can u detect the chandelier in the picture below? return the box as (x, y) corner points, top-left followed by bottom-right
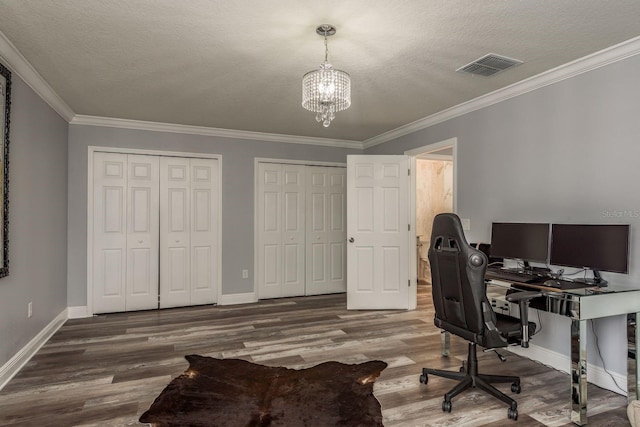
(302, 24), (351, 127)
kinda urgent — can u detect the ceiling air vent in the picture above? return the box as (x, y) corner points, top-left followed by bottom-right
(456, 53), (523, 77)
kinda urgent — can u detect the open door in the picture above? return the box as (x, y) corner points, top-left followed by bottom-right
(346, 155), (411, 309)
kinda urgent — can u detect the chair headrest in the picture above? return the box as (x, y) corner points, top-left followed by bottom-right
(431, 213), (467, 244)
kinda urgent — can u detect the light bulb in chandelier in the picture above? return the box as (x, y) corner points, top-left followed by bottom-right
(301, 25), (351, 127)
(316, 64), (337, 99)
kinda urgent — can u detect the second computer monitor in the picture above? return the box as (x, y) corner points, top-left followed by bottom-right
(490, 222), (550, 263)
(550, 224), (630, 274)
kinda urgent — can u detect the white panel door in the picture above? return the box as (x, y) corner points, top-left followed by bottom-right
(93, 151), (219, 313)
(306, 167), (328, 295)
(327, 168), (347, 293)
(160, 157), (191, 308)
(189, 158), (219, 305)
(258, 163), (282, 299)
(305, 167), (346, 295)
(93, 152), (128, 314)
(281, 165), (306, 297)
(257, 163), (305, 299)
(346, 155), (410, 309)
(126, 155), (160, 311)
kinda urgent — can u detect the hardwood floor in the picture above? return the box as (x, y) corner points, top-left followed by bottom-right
(0, 286), (630, 426)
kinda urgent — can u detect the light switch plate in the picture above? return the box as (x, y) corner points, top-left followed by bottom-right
(461, 218), (471, 230)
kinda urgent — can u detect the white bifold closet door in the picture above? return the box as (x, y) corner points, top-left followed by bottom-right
(257, 163), (346, 299)
(93, 152), (160, 313)
(305, 167), (347, 295)
(160, 157), (219, 308)
(257, 163), (306, 299)
(92, 152), (218, 314)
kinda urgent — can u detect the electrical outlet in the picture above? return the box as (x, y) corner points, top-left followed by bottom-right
(28, 302), (32, 318)
(242, 269), (249, 279)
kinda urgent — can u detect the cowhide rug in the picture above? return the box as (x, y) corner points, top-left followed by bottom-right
(139, 355), (388, 427)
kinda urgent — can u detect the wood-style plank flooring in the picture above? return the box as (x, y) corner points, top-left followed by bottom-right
(0, 286), (630, 426)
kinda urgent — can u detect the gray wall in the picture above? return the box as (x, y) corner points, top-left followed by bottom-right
(366, 54), (640, 377)
(0, 76), (68, 367)
(67, 125), (361, 307)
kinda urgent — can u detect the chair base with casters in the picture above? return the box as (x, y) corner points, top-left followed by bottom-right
(419, 342), (520, 420)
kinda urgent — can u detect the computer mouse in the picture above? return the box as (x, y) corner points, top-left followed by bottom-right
(544, 279), (560, 287)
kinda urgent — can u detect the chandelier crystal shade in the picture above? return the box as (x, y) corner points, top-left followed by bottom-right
(302, 25), (351, 127)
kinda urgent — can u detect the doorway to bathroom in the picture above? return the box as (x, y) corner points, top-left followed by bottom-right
(406, 138), (456, 286)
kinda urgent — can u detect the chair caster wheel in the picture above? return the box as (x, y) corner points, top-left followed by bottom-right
(508, 407), (518, 420)
(442, 400), (452, 413)
(419, 373), (428, 384)
(511, 382), (521, 394)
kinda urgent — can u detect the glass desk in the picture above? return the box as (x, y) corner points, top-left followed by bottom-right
(441, 279), (640, 425)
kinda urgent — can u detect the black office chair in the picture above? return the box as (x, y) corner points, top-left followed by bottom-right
(419, 213), (540, 421)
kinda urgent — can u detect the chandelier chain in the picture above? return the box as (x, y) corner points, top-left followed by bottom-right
(324, 33), (329, 63)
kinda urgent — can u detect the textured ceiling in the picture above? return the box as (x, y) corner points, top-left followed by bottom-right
(1, 0), (640, 142)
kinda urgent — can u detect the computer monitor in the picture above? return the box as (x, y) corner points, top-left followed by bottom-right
(550, 224), (630, 286)
(490, 222), (550, 266)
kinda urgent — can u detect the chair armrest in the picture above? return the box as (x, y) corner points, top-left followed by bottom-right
(505, 291), (542, 303)
(505, 291), (542, 348)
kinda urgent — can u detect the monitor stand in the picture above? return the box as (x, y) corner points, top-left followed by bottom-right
(573, 270), (608, 287)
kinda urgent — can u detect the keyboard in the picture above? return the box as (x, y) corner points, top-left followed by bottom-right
(485, 268), (544, 284)
(488, 270), (593, 290)
(535, 279), (592, 290)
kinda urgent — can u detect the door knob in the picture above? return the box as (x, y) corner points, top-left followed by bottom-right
(349, 237), (354, 243)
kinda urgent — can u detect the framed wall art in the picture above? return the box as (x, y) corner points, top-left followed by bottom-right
(0, 61), (11, 278)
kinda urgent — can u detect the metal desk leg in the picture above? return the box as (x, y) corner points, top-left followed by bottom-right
(441, 330), (450, 356)
(630, 312), (640, 402)
(571, 319), (588, 425)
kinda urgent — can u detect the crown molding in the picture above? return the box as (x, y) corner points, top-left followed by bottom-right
(0, 31), (75, 122)
(363, 35), (640, 149)
(70, 115), (363, 149)
(4, 23), (640, 150)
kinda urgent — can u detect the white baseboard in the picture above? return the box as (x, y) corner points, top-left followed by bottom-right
(508, 343), (627, 396)
(67, 306), (91, 319)
(70, 297), (263, 312)
(0, 309), (68, 391)
(218, 292), (258, 306)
